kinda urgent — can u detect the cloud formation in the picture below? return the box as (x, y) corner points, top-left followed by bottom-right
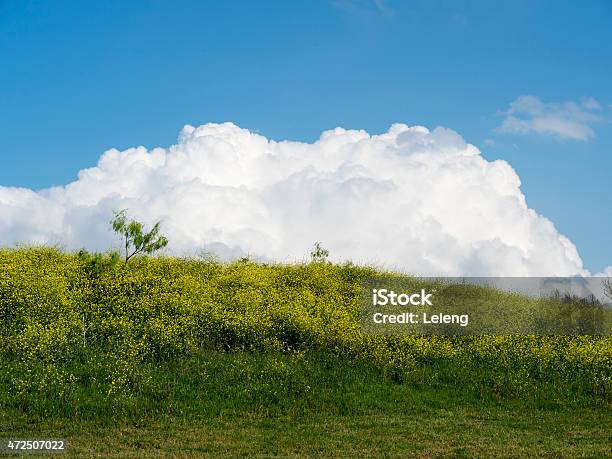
(496, 95), (603, 141)
(0, 122), (595, 276)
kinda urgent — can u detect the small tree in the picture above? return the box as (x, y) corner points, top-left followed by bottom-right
(111, 210), (168, 263)
(604, 278), (612, 301)
(310, 241), (329, 263)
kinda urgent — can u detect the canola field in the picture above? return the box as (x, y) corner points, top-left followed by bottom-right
(0, 246), (610, 421)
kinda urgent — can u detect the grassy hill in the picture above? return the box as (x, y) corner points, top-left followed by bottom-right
(1, 247), (611, 457)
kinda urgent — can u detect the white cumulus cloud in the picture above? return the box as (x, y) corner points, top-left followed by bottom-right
(496, 95), (603, 141)
(0, 122), (591, 276)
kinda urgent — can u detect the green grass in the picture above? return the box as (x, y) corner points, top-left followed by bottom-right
(2, 350), (611, 457)
(3, 410), (611, 458)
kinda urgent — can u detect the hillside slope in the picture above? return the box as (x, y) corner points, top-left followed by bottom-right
(0, 248), (611, 457)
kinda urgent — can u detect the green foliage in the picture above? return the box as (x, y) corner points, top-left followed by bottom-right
(0, 247), (610, 419)
(77, 249), (121, 277)
(310, 241), (329, 263)
(111, 210), (168, 263)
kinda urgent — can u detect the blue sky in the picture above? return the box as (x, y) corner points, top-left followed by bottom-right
(0, 0), (610, 272)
